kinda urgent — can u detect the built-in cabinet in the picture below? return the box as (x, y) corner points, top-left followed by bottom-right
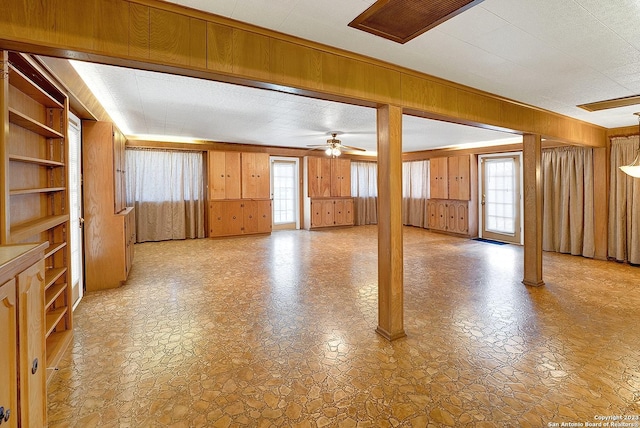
(428, 154), (477, 237)
(207, 151), (272, 237)
(303, 156), (354, 229)
(83, 121), (135, 291)
(0, 243), (48, 428)
(0, 51), (73, 380)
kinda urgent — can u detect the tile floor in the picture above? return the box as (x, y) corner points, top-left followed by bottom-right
(47, 226), (640, 427)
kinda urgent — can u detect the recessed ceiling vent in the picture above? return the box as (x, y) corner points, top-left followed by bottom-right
(349, 0), (485, 44)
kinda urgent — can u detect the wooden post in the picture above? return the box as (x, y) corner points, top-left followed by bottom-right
(522, 134), (544, 287)
(376, 104), (406, 340)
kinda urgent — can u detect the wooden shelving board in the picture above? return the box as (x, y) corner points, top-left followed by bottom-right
(44, 242), (67, 259)
(45, 282), (67, 310)
(45, 267), (67, 290)
(46, 330), (73, 382)
(10, 187), (66, 195)
(10, 214), (69, 243)
(9, 154), (64, 167)
(8, 64), (64, 109)
(8, 108), (64, 139)
(45, 307), (67, 337)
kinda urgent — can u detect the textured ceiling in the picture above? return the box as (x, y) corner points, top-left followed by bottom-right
(70, 0), (640, 153)
(70, 61), (520, 153)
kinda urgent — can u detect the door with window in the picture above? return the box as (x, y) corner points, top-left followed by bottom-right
(270, 158), (299, 230)
(68, 112), (84, 308)
(480, 155), (521, 244)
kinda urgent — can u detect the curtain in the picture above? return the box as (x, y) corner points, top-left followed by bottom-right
(351, 161), (378, 225)
(609, 136), (640, 264)
(541, 146), (594, 257)
(402, 160), (430, 228)
(126, 148), (206, 242)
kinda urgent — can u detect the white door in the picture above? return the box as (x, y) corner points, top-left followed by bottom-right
(270, 158), (299, 230)
(480, 154), (522, 244)
(68, 112), (84, 308)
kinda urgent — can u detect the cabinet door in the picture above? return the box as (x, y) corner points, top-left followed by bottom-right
(113, 127), (126, 213)
(321, 200), (335, 226)
(446, 203), (457, 232)
(208, 151), (227, 200)
(307, 157), (321, 198)
(225, 152), (242, 199)
(17, 260), (46, 428)
(0, 279), (18, 428)
(256, 200), (272, 233)
(331, 158), (351, 197)
(319, 158), (332, 197)
(310, 199), (323, 227)
(435, 201), (447, 230)
(430, 157), (448, 199)
(456, 202), (469, 234)
(334, 199), (345, 225)
(209, 201), (243, 237)
(243, 200), (259, 234)
(427, 200), (437, 229)
(456, 155), (470, 201)
(447, 156), (460, 200)
(241, 152), (269, 199)
(344, 199), (354, 225)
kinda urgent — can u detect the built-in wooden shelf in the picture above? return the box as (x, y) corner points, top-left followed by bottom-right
(8, 64), (64, 109)
(10, 214), (69, 243)
(9, 154), (64, 167)
(45, 330), (73, 380)
(8, 108), (64, 139)
(45, 307), (67, 337)
(45, 283), (67, 310)
(45, 267), (67, 290)
(10, 187), (66, 196)
(44, 242), (67, 260)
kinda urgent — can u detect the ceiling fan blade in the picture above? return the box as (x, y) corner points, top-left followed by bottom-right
(307, 144), (328, 148)
(340, 144), (367, 152)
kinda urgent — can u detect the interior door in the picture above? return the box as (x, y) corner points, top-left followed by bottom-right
(68, 112), (84, 308)
(271, 158), (299, 230)
(480, 155), (521, 244)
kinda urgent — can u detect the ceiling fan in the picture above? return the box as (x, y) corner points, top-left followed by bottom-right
(307, 132), (367, 157)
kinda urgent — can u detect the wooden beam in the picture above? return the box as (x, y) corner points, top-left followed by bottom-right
(522, 134), (544, 287)
(0, 0), (607, 147)
(376, 104), (405, 341)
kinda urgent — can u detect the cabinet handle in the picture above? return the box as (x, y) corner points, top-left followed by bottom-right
(220, 174), (224, 177)
(32, 358), (39, 374)
(232, 216), (236, 219)
(0, 407), (9, 423)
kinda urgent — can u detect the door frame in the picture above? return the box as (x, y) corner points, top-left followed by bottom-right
(270, 156), (300, 230)
(478, 152), (523, 245)
(68, 111), (85, 309)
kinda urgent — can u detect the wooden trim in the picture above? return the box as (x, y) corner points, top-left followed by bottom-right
(0, 0), (606, 147)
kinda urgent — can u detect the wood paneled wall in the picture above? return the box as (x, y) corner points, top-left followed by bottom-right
(0, 0), (606, 147)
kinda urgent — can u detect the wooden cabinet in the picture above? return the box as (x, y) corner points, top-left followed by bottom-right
(208, 151), (241, 200)
(427, 199), (469, 235)
(241, 152), (270, 199)
(209, 200), (272, 237)
(306, 156), (351, 198)
(429, 157), (449, 199)
(0, 51), (73, 378)
(430, 155), (470, 200)
(113, 128), (127, 213)
(309, 198), (354, 229)
(448, 155), (470, 201)
(83, 121), (135, 290)
(0, 243), (48, 428)
(207, 151), (272, 238)
(304, 156), (353, 230)
(307, 156), (332, 197)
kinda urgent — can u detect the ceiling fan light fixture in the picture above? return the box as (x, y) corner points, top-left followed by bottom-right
(325, 147), (333, 156)
(332, 147), (342, 157)
(619, 112), (640, 178)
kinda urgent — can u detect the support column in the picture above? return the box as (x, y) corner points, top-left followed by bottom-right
(593, 147), (608, 260)
(376, 104), (406, 340)
(522, 134), (544, 287)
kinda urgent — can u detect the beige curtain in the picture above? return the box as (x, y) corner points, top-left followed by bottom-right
(542, 146), (595, 257)
(609, 136), (640, 264)
(402, 160), (430, 228)
(351, 161), (378, 225)
(126, 148), (206, 242)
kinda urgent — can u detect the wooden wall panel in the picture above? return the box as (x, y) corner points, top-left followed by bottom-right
(149, 8), (191, 66)
(270, 39), (323, 91)
(189, 18), (207, 69)
(500, 102), (534, 133)
(374, 66), (401, 104)
(129, 3), (150, 59)
(95, 0), (130, 56)
(459, 90), (502, 124)
(232, 29), (270, 81)
(206, 22), (233, 73)
(49, 0), (96, 52)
